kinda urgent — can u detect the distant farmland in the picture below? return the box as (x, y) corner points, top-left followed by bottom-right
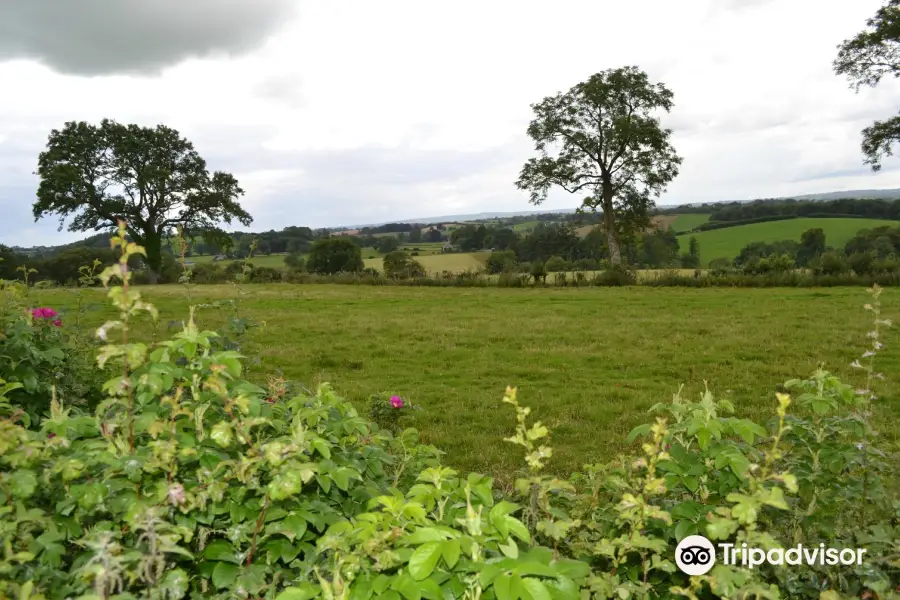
(669, 213), (711, 233)
(677, 217), (900, 265)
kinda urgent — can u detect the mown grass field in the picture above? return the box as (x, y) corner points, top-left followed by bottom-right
(669, 213), (711, 233)
(39, 284), (899, 479)
(363, 252), (489, 273)
(677, 218), (900, 265)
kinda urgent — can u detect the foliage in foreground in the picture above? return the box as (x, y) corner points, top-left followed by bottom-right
(1, 227), (899, 599)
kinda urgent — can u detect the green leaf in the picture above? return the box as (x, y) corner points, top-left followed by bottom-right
(520, 577), (553, 600)
(280, 514), (308, 541)
(493, 573), (514, 600)
(418, 578), (443, 600)
(403, 527), (451, 545)
(627, 423), (651, 443)
(211, 562), (240, 589)
(505, 516), (531, 543)
(442, 539), (461, 568)
(210, 422), (234, 447)
(393, 573), (422, 600)
(8, 470), (38, 498)
(202, 540), (240, 564)
(310, 437), (331, 459)
(499, 537), (519, 558)
(408, 542), (442, 581)
(275, 585), (320, 600)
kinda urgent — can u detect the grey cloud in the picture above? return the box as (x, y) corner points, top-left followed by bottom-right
(254, 74), (305, 108)
(718, 0), (777, 10)
(0, 0), (296, 75)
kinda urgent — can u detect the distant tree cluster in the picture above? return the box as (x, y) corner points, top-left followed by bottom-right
(725, 224), (900, 276)
(707, 198), (900, 224)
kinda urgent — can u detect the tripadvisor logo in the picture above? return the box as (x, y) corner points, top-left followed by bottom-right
(675, 535), (867, 576)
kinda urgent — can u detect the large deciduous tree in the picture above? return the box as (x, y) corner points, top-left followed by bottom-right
(515, 66), (682, 265)
(834, 0), (900, 170)
(33, 119), (253, 283)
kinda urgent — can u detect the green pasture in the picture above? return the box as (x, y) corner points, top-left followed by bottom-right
(678, 218), (900, 265)
(39, 284), (899, 479)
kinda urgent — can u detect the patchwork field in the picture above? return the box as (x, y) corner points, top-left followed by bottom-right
(677, 217), (900, 265)
(669, 213), (711, 232)
(39, 284), (899, 480)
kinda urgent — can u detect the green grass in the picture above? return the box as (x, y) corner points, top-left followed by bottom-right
(511, 221), (540, 232)
(363, 252), (488, 273)
(40, 284), (899, 479)
(677, 218), (900, 265)
(669, 213), (711, 233)
(188, 254), (289, 268)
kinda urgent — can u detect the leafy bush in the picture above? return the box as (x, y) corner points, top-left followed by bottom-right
(530, 260), (548, 283)
(0, 281), (103, 425)
(307, 238), (365, 274)
(575, 258), (600, 271)
(248, 266), (284, 283)
(813, 251), (851, 276)
(367, 392), (418, 433)
(708, 257), (735, 275)
(486, 250), (518, 274)
(383, 251), (426, 279)
(848, 251), (876, 275)
(284, 253), (305, 271)
(3, 228), (899, 600)
(594, 264), (637, 286)
(545, 255), (569, 273)
(190, 262), (228, 284)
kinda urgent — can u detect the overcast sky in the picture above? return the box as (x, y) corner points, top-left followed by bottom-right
(1, 0), (899, 246)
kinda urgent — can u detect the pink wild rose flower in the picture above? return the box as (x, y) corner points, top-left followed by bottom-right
(30, 307), (62, 326)
(390, 395), (404, 409)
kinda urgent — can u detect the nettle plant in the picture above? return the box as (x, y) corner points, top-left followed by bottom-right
(1, 226), (898, 600)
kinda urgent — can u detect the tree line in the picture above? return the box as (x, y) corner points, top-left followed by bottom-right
(12, 0), (900, 283)
(705, 197), (900, 225)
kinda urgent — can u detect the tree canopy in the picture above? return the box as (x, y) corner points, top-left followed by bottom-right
(834, 0), (900, 170)
(515, 66), (682, 264)
(306, 237), (364, 274)
(32, 119), (253, 282)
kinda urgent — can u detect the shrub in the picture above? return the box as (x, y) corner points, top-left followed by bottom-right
(545, 255), (568, 273)
(0, 282), (103, 425)
(376, 236), (401, 254)
(708, 257), (735, 275)
(1, 226), (899, 599)
(248, 266), (284, 283)
(486, 250), (517, 274)
(284, 252), (305, 271)
(190, 262), (227, 284)
(307, 237), (365, 274)
(575, 258), (600, 271)
(383, 251), (426, 279)
(367, 392), (418, 433)
(814, 251), (851, 275)
(848, 251), (876, 275)
(530, 260), (548, 283)
(595, 263), (637, 286)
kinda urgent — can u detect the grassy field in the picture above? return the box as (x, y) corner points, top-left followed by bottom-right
(189, 254), (288, 268)
(511, 220), (540, 232)
(677, 218), (900, 265)
(39, 284), (899, 480)
(364, 252), (489, 273)
(669, 213), (711, 233)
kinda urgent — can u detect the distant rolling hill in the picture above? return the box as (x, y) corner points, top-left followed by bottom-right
(677, 217), (899, 266)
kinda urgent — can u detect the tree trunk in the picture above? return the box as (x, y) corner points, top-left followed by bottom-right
(601, 184), (622, 266)
(144, 232), (162, 285)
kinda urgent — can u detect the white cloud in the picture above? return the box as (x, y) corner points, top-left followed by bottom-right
(0, 0), (899, 244)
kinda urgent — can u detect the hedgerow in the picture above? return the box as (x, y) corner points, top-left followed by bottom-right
(1, 224), (898, 599)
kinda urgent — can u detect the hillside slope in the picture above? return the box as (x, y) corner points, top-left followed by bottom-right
(677, 217), (899, 265)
